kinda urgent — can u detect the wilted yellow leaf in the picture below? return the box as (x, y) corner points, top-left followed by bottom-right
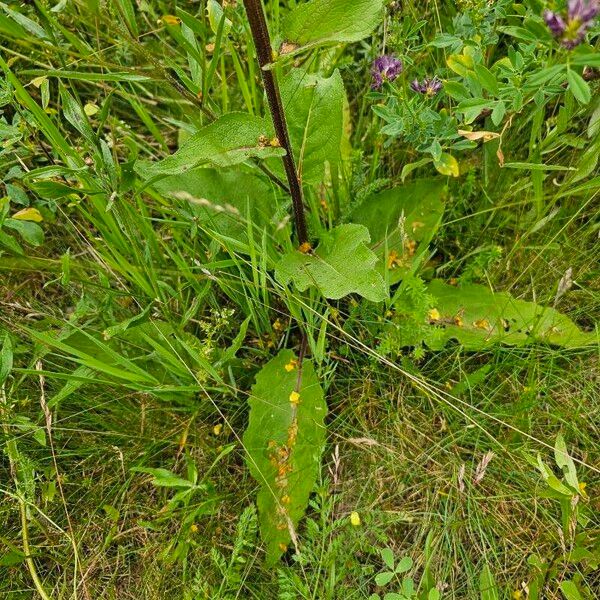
(31, 76), (47, 88)
(458, 129), (500, 142)
(12, 207), (43, 222)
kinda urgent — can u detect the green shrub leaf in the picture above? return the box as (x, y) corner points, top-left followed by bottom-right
(152, 168), (276, 240)
(267, 69), (345, 185)
(349, 179), (447, 284)
(136, 113), (285, 179)
(243, 350), (327, 565)
(281, 0), (384, 54)
(424, 280), (596, 350)
(275, 224), (388, 302)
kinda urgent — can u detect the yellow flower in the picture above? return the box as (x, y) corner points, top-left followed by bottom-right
(284, 359), (298, 372)
(213, 423), (223, 436)
(350, 511), (361, 527)
(428, 308), (441, 322)
(161, 14), (181, 25)
(579, 482), (588, 499)
(289, 391), (300, 405)
(190, 523), (199, 534)
(299, 242), (312, 254)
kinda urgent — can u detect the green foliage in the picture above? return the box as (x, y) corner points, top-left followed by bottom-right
(424, 280), (595, 350)
(136, 113), (285, 179)
(275, 224), (388, 302)
(281, 0), (385, 54)
(349, 179), (446, 284)
(270, 68), (346, 184)
(243, 350), (327, 565)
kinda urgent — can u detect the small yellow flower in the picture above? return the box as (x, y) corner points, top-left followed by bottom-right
(161, 14), (181, 25)
(190, 523), (199, 534)
(213, 423), (223, 436)
(512, 590), (523, 600)
(579, 482), (588, 499)
(289, 391), (300, 405)
(428, 308), (441, 322)
(350, 511), (361, 527)
(387, 250), (402, 269)
(299, 242), (312, 254)
(284, 359), (298, 372)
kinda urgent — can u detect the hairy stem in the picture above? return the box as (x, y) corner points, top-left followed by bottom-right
(242, 0), (309, 245)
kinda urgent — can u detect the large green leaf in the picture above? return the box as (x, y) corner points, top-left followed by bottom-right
(281, 0), (385, 54)
(275, 224), (388, 302)
(136, 113), (285, 179)
(349, 179), (447, 283)
(244, 350), (327, 565)
(152, 168), (277, 240)
(266, 69), (345, 185)
(424, 280), (596, 350)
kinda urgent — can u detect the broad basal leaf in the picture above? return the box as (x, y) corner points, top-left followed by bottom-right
(275, 224), (388, 302)
(349, 179), (446, 284)
(267, 69), (345, 185)
(152, 167), (277, 240)
(424, 280), (596, 350)
(136, 113), (285, 179)
(243, 350), (327, 565)
(281, 0), (384, 54)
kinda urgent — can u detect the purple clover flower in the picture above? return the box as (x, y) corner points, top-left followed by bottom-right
(371, 55), (403, 90)
(410, 77), (443, 97)
(544, 0), (599, 49)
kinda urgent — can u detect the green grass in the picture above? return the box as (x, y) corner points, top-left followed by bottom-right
(1, 0), (599, 599)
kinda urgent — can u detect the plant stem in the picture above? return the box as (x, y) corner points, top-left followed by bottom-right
(242, 0), (309, 246)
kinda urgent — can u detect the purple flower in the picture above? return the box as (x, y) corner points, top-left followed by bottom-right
(410, 77), (443, 97)
(544, 0), (599, 49)
(544, 10), (567, 36)
(371, 55), (403, 90)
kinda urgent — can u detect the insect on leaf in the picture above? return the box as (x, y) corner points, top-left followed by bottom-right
(243, 350), (327, 565)
(275, 224), (388, 302)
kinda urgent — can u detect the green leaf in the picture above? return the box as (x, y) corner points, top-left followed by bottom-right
(0, 2), (50, 40)
(380, 547), (395, 570)
(267, 69), (345, 184)
(554, 435), (579, 491)
(567, 69), (591, 105)
(0, 334), (13, 385)
(3, 218), (44, 246)
(424, 280), (596, 350)
(375, 572), (395, 586)
(395, 556), (412, 574)
(559, 580), (582, 600)
(275, 224), (388, 302)
(479, 564), (499, 600)
(433, 153), (460, 177)
(131, 467), (195, 488)
(281, 0), (384, 54)
(446, 53), (474, 77)
(137, 113), (285, 179)
(243, 350), (327, 565)
(60, 85), (97, 146)
(474, 64), (498, 96)
(152, 167), (276, 242)
(349, 179), (446, 284)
